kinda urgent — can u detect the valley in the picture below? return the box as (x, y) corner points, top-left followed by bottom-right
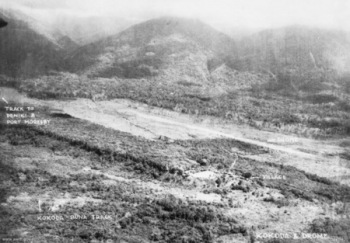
(0, 6), (350, 243)
(1, 87), (350, 242)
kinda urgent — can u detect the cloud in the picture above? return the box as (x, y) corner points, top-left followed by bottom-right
(0, 0), (349, 31)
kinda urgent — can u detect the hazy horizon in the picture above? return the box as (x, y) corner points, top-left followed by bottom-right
(0, 0), (350, 35)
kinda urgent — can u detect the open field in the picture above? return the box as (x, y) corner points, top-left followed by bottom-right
(17, 74), (350, 138)
(1, 87), (350, 242)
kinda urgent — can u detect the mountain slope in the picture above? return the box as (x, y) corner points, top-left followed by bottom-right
(234, 26), (350, 92)
(0, 9), (77, 78)
(66, 17), (238, 83)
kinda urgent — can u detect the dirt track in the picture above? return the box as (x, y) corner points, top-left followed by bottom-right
(2, 87), (350, 185)
(2, 87), (350, 242)
(61, 98), (350, 185)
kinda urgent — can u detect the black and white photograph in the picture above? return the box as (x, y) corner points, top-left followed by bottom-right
(0, 0), (350, 242)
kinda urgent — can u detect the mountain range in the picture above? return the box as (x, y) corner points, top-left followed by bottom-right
(0, 8), (349, 91)
(65, 17), (237, 84)
(235, 25), (350, 74)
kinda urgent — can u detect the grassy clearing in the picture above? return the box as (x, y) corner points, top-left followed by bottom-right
(1, 110), (350, 242)
(0, 123), (250, 242)
(309, 218), (350, 242)
(15, 72), (350, 138)
(3, 111), (350, 205)
(4, 111), (349, 205)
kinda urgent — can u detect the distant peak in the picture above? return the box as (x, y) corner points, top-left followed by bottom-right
(138, 16), (206, 28)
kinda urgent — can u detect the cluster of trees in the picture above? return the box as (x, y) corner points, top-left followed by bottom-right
(95, 57), (162, 79)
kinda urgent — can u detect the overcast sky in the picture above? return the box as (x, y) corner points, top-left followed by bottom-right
(1, 0), (350, 31)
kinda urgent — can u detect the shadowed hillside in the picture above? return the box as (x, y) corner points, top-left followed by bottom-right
(0, 9), (77, 78)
